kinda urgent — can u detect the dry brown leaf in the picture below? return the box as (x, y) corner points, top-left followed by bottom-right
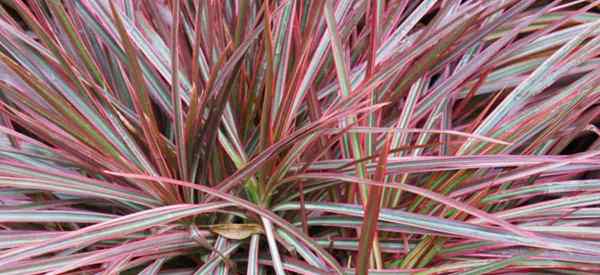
(209, 223), (263, 240)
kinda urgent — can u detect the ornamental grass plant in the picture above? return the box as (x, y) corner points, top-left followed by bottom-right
(1, 0), (600, 274)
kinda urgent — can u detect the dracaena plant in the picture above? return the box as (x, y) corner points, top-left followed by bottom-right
(1, 0), (600, 274)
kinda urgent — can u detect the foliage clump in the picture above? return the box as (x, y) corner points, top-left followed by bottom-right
(1, 1), (600, 274)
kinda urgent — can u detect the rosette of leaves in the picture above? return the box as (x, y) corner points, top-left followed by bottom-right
(1, 1), (600, 274)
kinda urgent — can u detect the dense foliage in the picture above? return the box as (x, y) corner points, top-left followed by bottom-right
(1, 0), (600, 274)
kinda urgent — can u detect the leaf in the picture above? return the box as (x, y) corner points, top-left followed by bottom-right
(0, 203), (231, 267)
(273, 202), (600, 255)
(209, 223), (263, 240)
(262, 217), (286, 275)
